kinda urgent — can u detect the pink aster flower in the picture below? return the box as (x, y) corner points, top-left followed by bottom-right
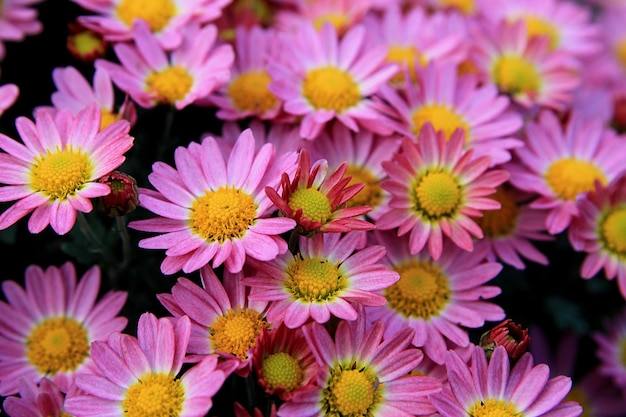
(278, 313), (443, 417)
(268, 21), (398, 139)
(0, 103), (134, 235)
(0, 83), (19, 118)
(593, 307), (626, 395)
(568, 176), (626, 298)
(96, 20), (234, 110)
(366, 229), (505, 365)
(0, 262), (128, 395)
(128, 128), (296, 275)
(2, 378), (71, 417)
(244, 231), (399, 329)
(430, 345), (583, 417)
(376, 123), (510, 260)
(379, 60), (524, 165)
(70, 0), (231, 50)
(508, 109), (626, 235)
(157, 265), (268, 377)
(64, 312), (232, 417)
(0, 0), (44, 61)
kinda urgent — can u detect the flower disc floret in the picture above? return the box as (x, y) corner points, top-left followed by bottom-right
(492, 54), (541, 95)
(288, 188), (332, 225)
(323, 365), (381, 416)
(210, 308), (268, 359)
(262, 352), (304, 392)
(475, 186), (519, 238)
(26, 317), (90, 375)
(522, 15), (560, 50)
(411, 105), (470, 141)
(414, 171), (462, 219)
(146, 65), (194, 105)
(345, 165), (383, 209)
(116, 0), (176, 32)
(122, 372), (184, 417)
(29, 148), (93, 200)
(468, 398), (520, 417)
(302, 66), (360, 112)
(546, 158), (606, 200)
(601, 207), (626, 255)
(227, 70), (278, 113)
(286, 256), (345, 302)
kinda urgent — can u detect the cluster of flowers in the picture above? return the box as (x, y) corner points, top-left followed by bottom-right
(2, 0), (626, 416)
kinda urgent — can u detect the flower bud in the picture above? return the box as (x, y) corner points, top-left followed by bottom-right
(479, 319), (530, 363)
(97, 171), (139, 217)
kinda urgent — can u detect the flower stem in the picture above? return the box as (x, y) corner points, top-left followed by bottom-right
(76, 212), (120, 288)
(115, 215), (132, 271)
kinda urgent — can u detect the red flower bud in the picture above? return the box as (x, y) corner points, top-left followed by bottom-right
(97, 171), (139, 217)
(479, 319), (531, 363)
(67, 21), (108, 63)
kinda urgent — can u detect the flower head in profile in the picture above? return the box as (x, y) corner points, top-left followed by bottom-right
(0, 262), (128, 395)
(508, 109), (626, 235)
(0, 103), (134, 235)
(96, 20), (234, 110)
(376, 123), (509, 260)
(64, 312), (232, 417)
(2, 378), (70, 417)
(266, 148), (374, 235)
(430, 345), (583, 417)
(128, 128), (296, 274)
(244, 231), (399, 329)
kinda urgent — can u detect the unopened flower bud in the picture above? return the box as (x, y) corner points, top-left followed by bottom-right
(479, 319), (530, 363)
(97, 171), (139, 217)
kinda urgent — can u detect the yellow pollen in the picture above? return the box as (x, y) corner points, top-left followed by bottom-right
(71, 30), (103, 55)
(385, 260), (451, 320)
(436, 0), (475, 14)
(26, 317), (90, 376)
(286, 256), (345, 302)
(615, 38), (626, 73)
(411, 104), (470, 142)
(100, 109), (119, 130)
(227, 70), (279, 113)
(467, 398), (522, 417)
(414, 171), (461, 219)
(122, 372), (184, 417)
(521, 15), (560, 50)
(345, 165), (382, 210)
(189, 186), (257, 244)
(29, 147), (93, 200)
(302, 66), (361, 112)
(474, 186), (519, 238)
(262, 352), (304, 392)
(323, 366), (380, 416)
(545, 158), (606, 201)
(492, 54), (541, 95)
(288, 187), (332, 224)
(209, 308), (267, 359)
(146, 65), (193, 105)
(386, 45), (425, 84)
(313, 13), (349, 34)
(116, 0), (176, 32)
(563, 386), (592, 417)
(601, 206), (626, 255)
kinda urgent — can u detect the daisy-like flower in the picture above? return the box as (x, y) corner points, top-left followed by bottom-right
(273, 0), (372, 36)
(593, 306), (626, 394)
(157, 265), (268, 377)
(0, 262), (128, 395)
(0, 103), (133, 235)
(366, 229), (505, 365)
(278, 313), (443, 417)
(307, 122), (400, 221)
(2, 378), (70, 417)
(96, 20), (234, 110)
(508, 109), (626, 235)
(376, 123), (510, 260)
(206, 25), (283, 121)
(0, 82), (19, 118)
(64, 312), (232, 417)
(473, 182), (554, 270)
(71, 0), (231, 49)
(379, 60), (524, 166)
(266, 147), (374, 234)
(128, 128), (296, 275)
(244, 231), (399, 329)
(568, 176), (626, 298)
(430, 345), (582, 417)
(0, 0), (44, 61)
(268, 21), (398, 139)
(66, 20), (109, 63)
(470, 19), (581, 110)
(252, 323), (319, 401)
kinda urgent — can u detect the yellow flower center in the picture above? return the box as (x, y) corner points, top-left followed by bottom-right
(146, 65), (193, 105)
(411, 104), (470, 142)
(614, 38), (626, 73)
(545, 158), (606, 201)
(189, 186), (257, 244)
(209, 308), (268, 359)
(29, 147), (93, 200)
(563, 386), (592, 417)
(100, 109), (120, 130)
(467, 398), (521, 417)
(122, 372), (184, 417)
(227, 70), (279, 113)
(345, 165), (383, 210)
(116, 0), (176, 32)
(413, 171), (462, 219)
(313, 13), (349, 34)
(262, 351), (304, 392)
(286, 256), (345, 302)
(26, 317), (90, 376)
(323, 365), (381, 416)
(474, 186), (519, 238)
(601, 206), (626, 255)
(288, 187), (332, 224)
(436, 0), (475, 14)
(386, 45), (425, 84)
(522, 15), (560, 50)
(71, 30), (103, 55)
(302, 66), (361, 112)
(492, 54), (541, 95)
(385, 260), (451, 320)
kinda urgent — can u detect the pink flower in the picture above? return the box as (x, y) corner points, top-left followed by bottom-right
(0, 0), (44, 61)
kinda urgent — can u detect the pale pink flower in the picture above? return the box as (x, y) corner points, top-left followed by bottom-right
(0, 0), (44, 61)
